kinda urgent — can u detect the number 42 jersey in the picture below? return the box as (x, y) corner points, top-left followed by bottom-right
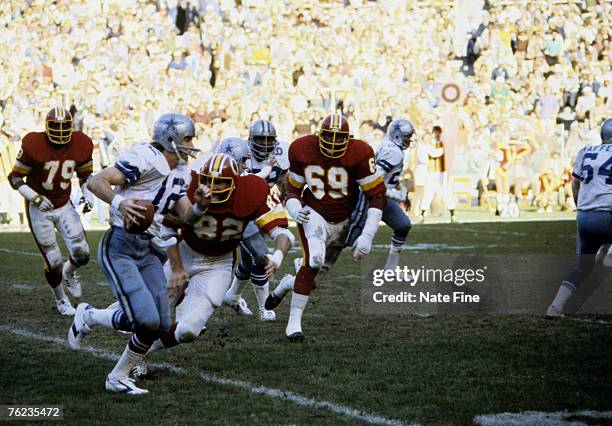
(286, 135), (386, 223)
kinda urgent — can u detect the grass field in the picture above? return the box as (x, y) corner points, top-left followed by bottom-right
(1, 220), (612, 425)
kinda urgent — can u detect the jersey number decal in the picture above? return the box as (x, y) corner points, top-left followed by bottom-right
(194, 216), (244, 241)
(42, 160), (75, 190)
(582, 153), (612, 185)
(305, 166), (349, 200)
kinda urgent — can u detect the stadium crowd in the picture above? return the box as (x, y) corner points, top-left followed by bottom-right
(0, 0), (610, 222)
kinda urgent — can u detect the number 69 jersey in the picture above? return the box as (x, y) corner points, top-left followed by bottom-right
(572, 144), (612, 211)
(286, 135), (386, 223)
(181, 173), (289, 256)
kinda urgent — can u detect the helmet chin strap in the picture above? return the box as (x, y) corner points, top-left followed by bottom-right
(171, 141), (187, 164)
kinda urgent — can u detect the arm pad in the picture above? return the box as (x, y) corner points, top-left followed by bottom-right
(361, 207), (383, 239)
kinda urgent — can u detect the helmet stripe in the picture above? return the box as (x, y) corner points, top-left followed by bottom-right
(212, 153), (223, 172)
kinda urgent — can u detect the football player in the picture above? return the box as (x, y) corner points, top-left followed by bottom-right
(375, 118), (415, 271)
(68, 113), (202, 394)
(266, 113), (386, 341)
(221, 120), (290, 321)
(8, 107), (93, 316)
(143, 152), (293, 355)
(547, 117), (612, 317)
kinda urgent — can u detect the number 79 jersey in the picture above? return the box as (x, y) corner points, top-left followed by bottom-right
(572, 144), (612, 211)
(181, 173), (289, 257)
(286, 135), (386, 223)
(10, 131), (93, 209)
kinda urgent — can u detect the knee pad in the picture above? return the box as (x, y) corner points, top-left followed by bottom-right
(71, 243), (90, 266)
(308, 252), (325, 269)
(175, 326), (199, 343)
(46, 248), (64, 272)
(294, 266), (318, 295)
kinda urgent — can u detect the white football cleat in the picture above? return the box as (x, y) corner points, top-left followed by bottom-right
(107, 301), (121, 310)
(546, 304), (564, 318)
(226, 297), (253, 316)
(131, 361), (149, 379)
(63, 271), (82, 298)
(56, 296), (75, 316)
(105, 376), (149, 395)
(259, 309), (276, 321)
(68, 303), (91, 350)
(265, 274), (294, 310)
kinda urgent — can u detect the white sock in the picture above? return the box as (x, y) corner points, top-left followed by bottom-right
(62, 259), (77, 277)
(108, 344), (143, 379)
(146, 339), (165, 355)
(286, 293), (309, 336)
(226, 277), (249, 303)
(253, 282), (270, 311)
(274, 275), (295, 297)
(86, 308), (113, 329)
(551, 281), (575, 311)
(384, 246), (401, 271)
(51, 285), (66, 300)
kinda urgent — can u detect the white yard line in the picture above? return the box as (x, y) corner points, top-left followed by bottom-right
(566, 317), (612, 326)
(0, 247), (40, 257)
(0, 324), (410, 426)
(475, 410), (612, 425)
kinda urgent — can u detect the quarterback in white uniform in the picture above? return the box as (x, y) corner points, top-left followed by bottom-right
(547, 117), (612, 317)
(68, 113), (205, 395)
(221, 120), (290, 321)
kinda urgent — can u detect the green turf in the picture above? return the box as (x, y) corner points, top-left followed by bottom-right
(1, 221), (611, 425)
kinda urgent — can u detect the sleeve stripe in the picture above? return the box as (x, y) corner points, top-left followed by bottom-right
(571, 172), (582, 181)
(256, 210), (288, 229)
(376, 160), (393, 172)
(11, 165), (30, 175)
(115, 161), (142, 184)
(76, 160), (93, 171)
(288, 174), (305, 188)
(357, 172), (381, 186)
(288, 171), (305, 184)
(360, 175), (384, 192)
(14, 160), (32, 171)
(260, 218), (289, 234)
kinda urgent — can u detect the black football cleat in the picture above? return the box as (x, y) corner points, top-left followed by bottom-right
(265, 294), (282, 310)
(287, 332), (305, 343)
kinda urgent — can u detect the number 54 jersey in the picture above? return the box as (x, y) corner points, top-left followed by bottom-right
(286, 135), (386, 223)
(180, 173), (289, 257)
(572, 144), (612, 211)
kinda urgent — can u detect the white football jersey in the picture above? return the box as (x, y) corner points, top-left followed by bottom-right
(573, 144), (612, 211)
(376, 137), (405, 189)
(110, 143), (171, 228)
(147, 163), (192, 237)
(245, 140), (290, 187)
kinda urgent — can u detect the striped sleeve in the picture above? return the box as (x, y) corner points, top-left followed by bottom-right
(255, 195), (289, 234)
(11, 146), (34, 176)
(114, 145), (148, 185)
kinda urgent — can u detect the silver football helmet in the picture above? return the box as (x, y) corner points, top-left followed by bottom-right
(248, 119), (277, 161)
(387, 118), (415, 149)
(602, 117), (612, 144)
(216, 137), (251, 171)
(152, 113), (200, 161)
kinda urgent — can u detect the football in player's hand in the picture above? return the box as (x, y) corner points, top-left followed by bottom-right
(125, 200), (155, 234)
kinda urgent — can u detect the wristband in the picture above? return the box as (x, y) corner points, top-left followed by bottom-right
(111, 194), (125, 210)
(192, 203), (206, 217)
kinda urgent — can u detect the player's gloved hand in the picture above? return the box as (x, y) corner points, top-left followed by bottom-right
(194, 185), (211, 209)
(152, 225), (178, 251)
(386, 188), (406, 202)
(265, 249), (284, 278)
(352, 234), (373, 261)
(32, 194), (53, 211)
(286, 198), (310, 224)
(255, 157), (277, 180)
(167, 268), (188, 307)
